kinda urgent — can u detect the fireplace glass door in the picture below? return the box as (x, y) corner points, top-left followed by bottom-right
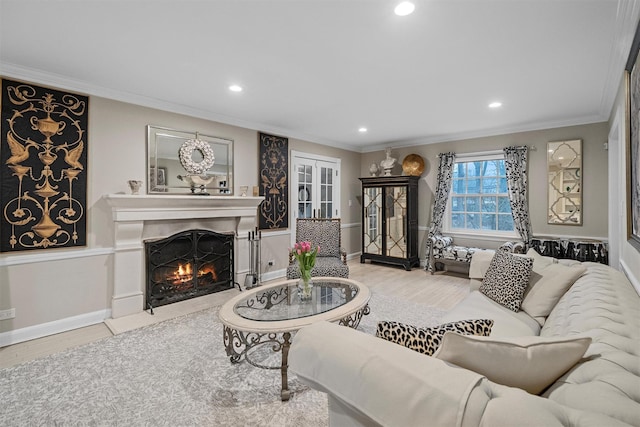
(145, 229), (234, 309)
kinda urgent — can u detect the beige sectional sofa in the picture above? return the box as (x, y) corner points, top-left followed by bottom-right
(290, 252), (640, 426)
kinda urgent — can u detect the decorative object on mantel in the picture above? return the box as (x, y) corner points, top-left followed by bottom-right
(380, 147), (397, 176)
(401, 154), (425, 176)
(128, 180), (143, 195)
(176, 133), (217, 195)
(258, 132), (288, 230)
(239, 185), (248, 197)
(369, 162), (380, 176)
(178, 135), (215, 174)
(1, 78), (88, 252)
(177, 174), (215, 195)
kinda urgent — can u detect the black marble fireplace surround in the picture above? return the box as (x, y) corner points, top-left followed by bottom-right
(145, 229), (234, 310)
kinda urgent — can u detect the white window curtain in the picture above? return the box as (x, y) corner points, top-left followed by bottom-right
(425, 152), (456, 271)
(503, 146), (533, 248)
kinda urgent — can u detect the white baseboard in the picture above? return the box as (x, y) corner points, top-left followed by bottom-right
(347, 252), (361, 261)
(259, 269), (286, 283)
(0, 309), (111, 347)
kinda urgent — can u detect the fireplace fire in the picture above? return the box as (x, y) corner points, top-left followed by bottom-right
(145, 229), (234, 310)
(167, 262), (218, 288)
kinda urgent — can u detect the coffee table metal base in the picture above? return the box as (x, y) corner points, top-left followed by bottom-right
(223, 305), (370, 401)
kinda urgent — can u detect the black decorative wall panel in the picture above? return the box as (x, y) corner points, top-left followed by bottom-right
(1, 78), (88, 252)
(258, 132), (288, 230)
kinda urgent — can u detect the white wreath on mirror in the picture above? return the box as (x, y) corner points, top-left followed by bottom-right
(178, 138), (215, 174)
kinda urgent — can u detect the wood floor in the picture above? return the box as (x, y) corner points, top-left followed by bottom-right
(0, 260), (469, 369)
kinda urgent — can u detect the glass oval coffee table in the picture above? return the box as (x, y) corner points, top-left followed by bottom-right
(218, 277), (370, 401)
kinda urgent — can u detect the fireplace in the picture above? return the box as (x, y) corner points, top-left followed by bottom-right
(104, 194), (263, 318)
(145, 229), (234, 310)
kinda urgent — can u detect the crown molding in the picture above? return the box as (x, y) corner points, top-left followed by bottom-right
(361, 114), (608, 152)
(0, 63), (363, 153)
(0, 58), (618, 155)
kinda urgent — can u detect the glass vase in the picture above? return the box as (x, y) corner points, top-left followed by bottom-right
(297, 274), (313, 302)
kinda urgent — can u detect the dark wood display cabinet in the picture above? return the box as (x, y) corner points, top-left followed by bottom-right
(359, 176), (419, 270)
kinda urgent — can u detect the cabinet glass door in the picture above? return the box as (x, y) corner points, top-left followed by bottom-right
(385, 186), (407, 258)
(363, 187), (382, 255)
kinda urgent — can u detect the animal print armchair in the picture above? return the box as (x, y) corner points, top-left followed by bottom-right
(287, 218), (349, 279)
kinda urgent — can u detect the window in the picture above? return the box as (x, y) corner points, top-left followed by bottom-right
(445, 155), (516, 235)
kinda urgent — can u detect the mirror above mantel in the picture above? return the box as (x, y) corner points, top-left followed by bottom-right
(547, 139), (582, 225)
(147, 125), (234, 195)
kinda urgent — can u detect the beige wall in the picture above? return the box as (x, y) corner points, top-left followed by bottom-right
(0, 83), (631, 343)
(361, 122), (609, 256)
(0, 95), (362, 341)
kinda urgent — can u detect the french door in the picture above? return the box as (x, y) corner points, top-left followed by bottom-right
(291, 151), (341, 221)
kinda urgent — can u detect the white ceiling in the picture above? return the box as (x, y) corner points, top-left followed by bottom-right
(1, 0), (638, 153)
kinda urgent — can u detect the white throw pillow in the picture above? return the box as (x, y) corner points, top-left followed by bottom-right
(521, 262), (586, 322)
(469, 249), (496, 279)
(524, 248), (556, 269)
(434, 332), (592, 395)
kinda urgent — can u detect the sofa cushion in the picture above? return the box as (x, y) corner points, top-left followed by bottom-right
(375, 319), (493, 356)
(521, 261), (586, 324)
(539, 263), (640, 426)
(524, 247), (556, 268)
(434, 332), (591, 394)
(480, 251), (533, 312)
(441, 291), (541, 337)
(469, 249), (496, 279)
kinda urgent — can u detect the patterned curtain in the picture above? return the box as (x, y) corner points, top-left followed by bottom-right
(425, 152), (456, 271)
(503, 146), (533, 248)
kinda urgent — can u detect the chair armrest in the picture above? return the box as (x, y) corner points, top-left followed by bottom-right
(498, 241), (526, 254)
(431, 234), (453, 249)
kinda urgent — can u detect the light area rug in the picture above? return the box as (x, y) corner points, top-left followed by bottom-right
(0, 291), (446, 427)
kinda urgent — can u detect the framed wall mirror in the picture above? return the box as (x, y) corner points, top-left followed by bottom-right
(147, 125), (233, 195)
(547, 139), (582, 225)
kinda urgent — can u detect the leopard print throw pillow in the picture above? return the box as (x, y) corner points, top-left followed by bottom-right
(375, 319), (494, 356)
(480, 250), (533, 312)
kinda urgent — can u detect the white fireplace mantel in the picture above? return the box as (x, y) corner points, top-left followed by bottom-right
(103, 194), (263, 318)
(104, 194), (263, 221)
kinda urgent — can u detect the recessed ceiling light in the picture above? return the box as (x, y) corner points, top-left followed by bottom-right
(358, 127), (368, 133)
(394, 1), (415, 16)
(229, 84), (243, 92)
(488, 101), (502, 108)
